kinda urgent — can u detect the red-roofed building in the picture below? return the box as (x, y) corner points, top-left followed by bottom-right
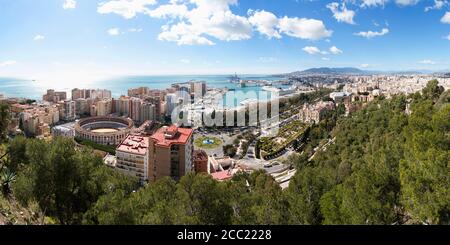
(116, 134), (149, 182)
(149, 125), (194, 182)
(210, 170), (234, 181)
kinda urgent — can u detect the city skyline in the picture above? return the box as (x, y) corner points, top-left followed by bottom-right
(1, 0), (450, 84)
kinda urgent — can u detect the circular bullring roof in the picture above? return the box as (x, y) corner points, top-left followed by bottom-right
(75, 116), (134, 135)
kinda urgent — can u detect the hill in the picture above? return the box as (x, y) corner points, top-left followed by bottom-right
(287, 67), (368, 76)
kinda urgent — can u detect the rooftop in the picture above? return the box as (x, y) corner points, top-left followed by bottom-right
(211, 170), (234, 181)
(116, 134), (149, 155)
(150, 125), (193, 148)
(12, 103), (34, 110)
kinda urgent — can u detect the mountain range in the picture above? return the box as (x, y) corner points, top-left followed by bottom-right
(285, 67), (450, 76)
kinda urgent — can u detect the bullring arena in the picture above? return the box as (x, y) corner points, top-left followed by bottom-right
(74, 116), (134, 145)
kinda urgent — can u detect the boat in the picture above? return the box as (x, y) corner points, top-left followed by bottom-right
(228, 73), (240, 83)
(238, 80), (260, 88)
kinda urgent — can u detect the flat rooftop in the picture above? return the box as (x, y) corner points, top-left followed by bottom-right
(150, 125), (193, 148)
(116, 134), (149, 155)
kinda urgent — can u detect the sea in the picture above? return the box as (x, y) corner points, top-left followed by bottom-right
(0, 75), (289, 108)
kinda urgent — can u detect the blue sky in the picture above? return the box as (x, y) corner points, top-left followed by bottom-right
(0, 0), (449, 83)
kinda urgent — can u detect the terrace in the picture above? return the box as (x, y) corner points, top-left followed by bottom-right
(257, 120), (307, 159)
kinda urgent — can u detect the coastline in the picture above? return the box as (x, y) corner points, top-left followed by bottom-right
(0, 75), (288, 108)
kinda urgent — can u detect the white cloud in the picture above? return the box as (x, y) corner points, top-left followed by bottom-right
(446, 34), (450, 40)
(248, 10), (333, 41)
(278, 16), (332, 40)
(441, 12), (450, 23)
(419, 59), (436, 65)
(206, 11), (253, 41)
(302, 46), (341, 55)
(395, 0), (419, 6)
(248, 10), (281, 39)
(326, 2), (356, 24)
(329, 46), (343, 54)
(154, 1), (252, 45)
(63, 0), (77, 10)
(354, 28), (389, 38)
(107, 28), (120, 36)
(108, 27), (143, 35)
(33, 35), (45, 41)
(0, 60), (17, 67)
(361, 0), (389, 8)
(302, 46), (321, 55)
(97, 0), (157, 19)
(425, 0), (447, 12)
(98, 0), (332, 45)
(322, 57), (331, 61)
(180, 59), (190, 64)
(360, 63), (370, 68)
(147, 3), (188, 19)
(177, 34), (216, 46)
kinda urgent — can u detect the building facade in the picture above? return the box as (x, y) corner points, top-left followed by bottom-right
(193, 150), (209, 173)
(43, 89), (67, 103)
(148, 125), (194, 182)
(116, 134), (149, 182)
(63, 100), (76, 121)
(299, 101), (335, 124)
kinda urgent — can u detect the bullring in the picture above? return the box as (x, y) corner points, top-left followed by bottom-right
(74, 116), (134, 146)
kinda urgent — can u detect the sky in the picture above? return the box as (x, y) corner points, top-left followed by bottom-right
(0, 0), (449, 83)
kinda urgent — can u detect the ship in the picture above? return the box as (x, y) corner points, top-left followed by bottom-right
(228, 73), (240, 83)
(238, 80), (260, 88)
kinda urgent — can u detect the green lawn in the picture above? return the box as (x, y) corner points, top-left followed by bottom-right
(194, 136), (222, 149)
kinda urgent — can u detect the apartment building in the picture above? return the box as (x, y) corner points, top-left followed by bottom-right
(43, 89), (67, 103)
(148, 125), (194, 182)
(116, 134), (149, 182)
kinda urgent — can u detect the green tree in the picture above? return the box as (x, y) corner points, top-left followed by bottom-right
(0, 103), (10, 143)
(176, 172), (232, 225)
(82, 190), (135, 225)
(422, 80), (444, 102)
(286, 166), (334, 224)
(400, 102), (450, 224)
(137, 177), (182, 225)
(7, 136), (28, 172)
(230, 170), (288, 225)
(13, 137), (139, 224)
(223, 144), (237, 158)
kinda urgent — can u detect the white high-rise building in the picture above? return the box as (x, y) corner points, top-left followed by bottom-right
(96, 99), (112, 116)
(165, 93), (178, 117)
(64, 100), (76, 121)
(141, 102), (156, 122)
